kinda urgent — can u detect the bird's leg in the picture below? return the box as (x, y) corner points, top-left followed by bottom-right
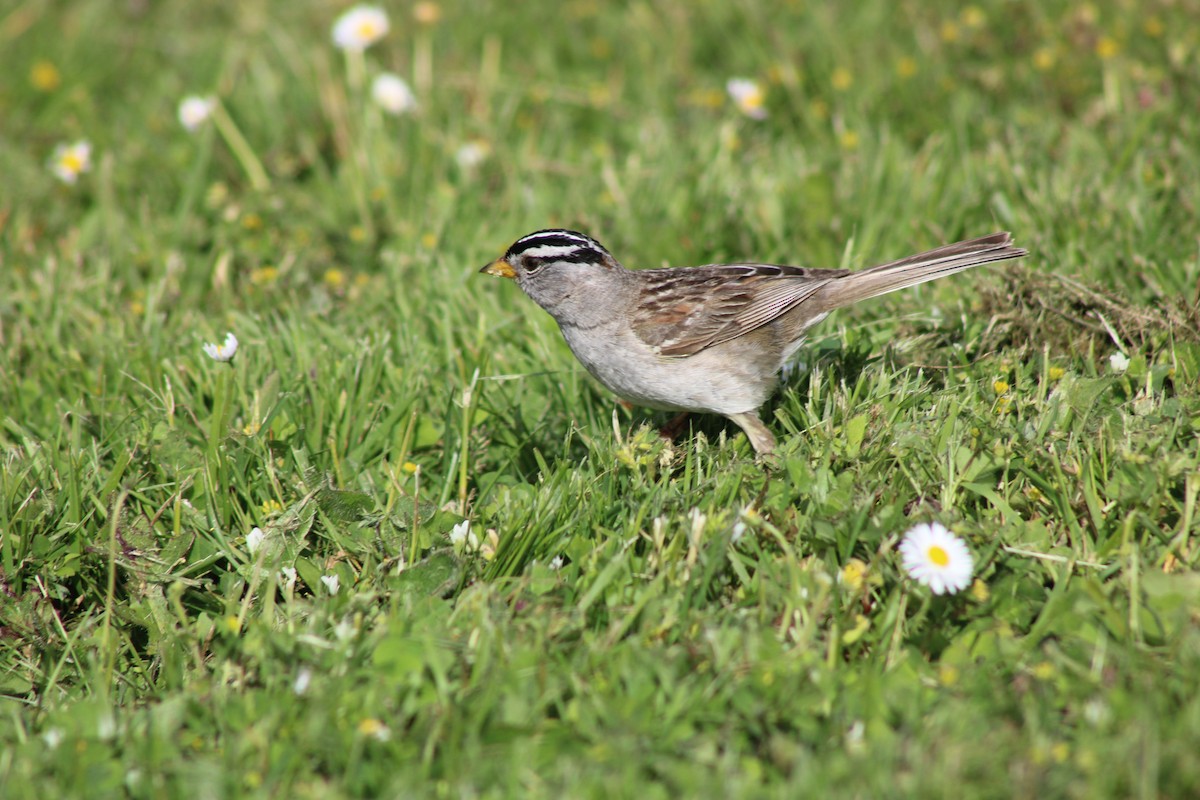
(658, 411), (692, 441)
(726, 411), (777, 457)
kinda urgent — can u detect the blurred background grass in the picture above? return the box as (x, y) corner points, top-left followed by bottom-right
(2, 0), (1200, 796)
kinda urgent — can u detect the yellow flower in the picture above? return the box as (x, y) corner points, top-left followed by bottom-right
(970, 578), (990, 602)
(587, 83), (613, 108)
(1095, 36), (1119, 59)
(896, 57), (918, 79)
(402, 461), (419, 474)
(357, 718), (391, 741)
(249, 266), (279, 286)
(938, 664), (960, 686)
(839, 559), (868, 591)
(323, 268), (346, 287)
(30, 60), (61, 92)
(940, 20), (960, 42)
(961, 6), (986, 29)
(686, 88), (726, 109)
(412, 1), (441, 25)
(1033, 47), (1055, 71)
(49, 140), (92, 185)
(1143, 17), (1163, 38)
(839, 130), (859, 151)
(261, 499), (283, 516)
(993, 379), (1010, 395)
(349, 226), (368, 242)
(242, 212), (263, 230)
(830, 67), (853, 91)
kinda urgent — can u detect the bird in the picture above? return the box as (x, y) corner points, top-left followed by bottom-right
(481, 229), (1027, 456)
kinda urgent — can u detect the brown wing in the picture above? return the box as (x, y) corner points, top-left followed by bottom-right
(629, 264), (850, 357)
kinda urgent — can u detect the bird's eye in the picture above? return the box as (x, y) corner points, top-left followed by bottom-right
(523, 256), (546, 274)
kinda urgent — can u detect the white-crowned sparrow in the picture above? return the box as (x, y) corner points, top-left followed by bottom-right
(481, 229), (1027, 455)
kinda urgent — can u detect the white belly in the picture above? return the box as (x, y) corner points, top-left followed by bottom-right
(558, 322), (776, 415)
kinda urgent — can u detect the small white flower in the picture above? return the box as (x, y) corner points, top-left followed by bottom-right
(320, 573), (340, 595)
(293, 667), (313, 696)
(202, 332), (239, 362)
(688, 507), (707, 545)
(449, 519), (478, 550)
(246, 526), (265, 555)
(845, 720), (865, 751)
(726, 78), (767, 119)
(334, 618), (356, 641)
(280, 566), (297, 582)
(898, 522), (974, 595)
(730, 520), (748, 544)
(455, 140), (490, 169)
(371, 73), (417, 115)
(332, 5), (390, 51)
(41, 728), (64, 749)
(178, 95), (216, 132)
(97, 713), (117, 740)
(49, 140), (92, 184)
(1109, 352), (1130, 373)
(548, 555), (564, 570)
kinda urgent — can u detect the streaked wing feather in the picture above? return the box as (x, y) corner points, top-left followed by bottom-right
(630, 264), (845, 357)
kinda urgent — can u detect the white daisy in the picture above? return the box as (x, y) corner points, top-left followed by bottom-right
(246, 526), (265, 555)
(292, 667), (313, 696)
(898, 522), (974, 595)
(449, 519), (478, 549)
(454, 140), (490, 169)
(726, 78), (767, 119)
(49, 140), (92, 184)
(178, 95), (216, 131)
(202, 332), (238, 362)
(371, 73), (417, 114)
(332, 5), (390, 51)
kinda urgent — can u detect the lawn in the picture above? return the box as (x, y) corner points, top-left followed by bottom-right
(2, 0), (1199, 796)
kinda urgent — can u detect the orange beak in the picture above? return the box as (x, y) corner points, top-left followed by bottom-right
(480, 259), (515, 279)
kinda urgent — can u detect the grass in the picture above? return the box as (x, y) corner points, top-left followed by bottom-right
(3, 0), (1200, 795)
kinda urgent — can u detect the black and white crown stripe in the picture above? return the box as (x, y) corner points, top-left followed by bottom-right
(506, 229), (612, 266)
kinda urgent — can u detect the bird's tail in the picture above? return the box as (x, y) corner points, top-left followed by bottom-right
(810, 232), (1027, 311)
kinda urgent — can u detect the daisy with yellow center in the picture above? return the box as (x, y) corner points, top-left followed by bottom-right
(898, 522), (974, 595)
(332, 5), (390, 51)
(726, 78), (767, 120)
(49, 140), (92, 185)
(202, 332), (239, 362)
